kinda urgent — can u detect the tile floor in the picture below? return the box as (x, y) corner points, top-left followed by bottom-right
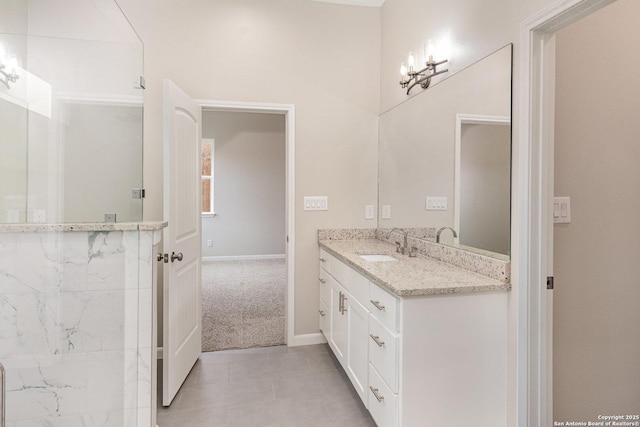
(157, 344), (377, 427)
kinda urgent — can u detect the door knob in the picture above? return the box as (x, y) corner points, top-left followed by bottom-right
(171, 252), (183, 262)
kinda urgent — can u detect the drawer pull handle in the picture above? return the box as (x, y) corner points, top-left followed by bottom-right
(370, 300), (386, 311)
(370, 334), (385, 347)
(370, 386), (385, 402)
(319, 310), (326, 317)
(319, 258), (326, 262)
(319, 278), (326, 284)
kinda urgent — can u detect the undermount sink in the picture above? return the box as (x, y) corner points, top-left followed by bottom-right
(358, 254), (398, 262)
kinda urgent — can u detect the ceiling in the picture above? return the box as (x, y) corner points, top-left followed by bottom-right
(311, 0), (386, 7)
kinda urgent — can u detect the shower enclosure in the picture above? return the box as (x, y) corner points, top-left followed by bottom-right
(0, 1), (157, 425)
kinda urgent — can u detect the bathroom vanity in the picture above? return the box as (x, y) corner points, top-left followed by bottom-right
(318, 230), (510, 427)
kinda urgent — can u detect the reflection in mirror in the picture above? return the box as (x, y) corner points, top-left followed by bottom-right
(378, 44), (512, 259)
(455, 115), (510, 256)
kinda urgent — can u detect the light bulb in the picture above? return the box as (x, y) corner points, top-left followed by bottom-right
(424, 40), (435, 62)
(407, 52), (416, 73)
(400, 63), (407, 76)
(8, 56), (18, 74)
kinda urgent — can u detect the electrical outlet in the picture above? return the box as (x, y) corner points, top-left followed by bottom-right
(6, 209), (19, 223)
(365, 205), (375, 219)
(32, 210), (46, 223)
(381, 205), (391, 219)
(207, 239), (213, 247)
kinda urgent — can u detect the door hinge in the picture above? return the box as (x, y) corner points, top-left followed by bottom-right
(136, 76), (146, 90)
(132, 188), (146, 199)
(547, 276), (554, 290)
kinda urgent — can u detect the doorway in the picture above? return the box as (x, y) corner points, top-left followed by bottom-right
(197, 99), (296, 349)
(519, 0), (639, 425)
(200, 110), (287, 351)
(552, 0), (640, 422)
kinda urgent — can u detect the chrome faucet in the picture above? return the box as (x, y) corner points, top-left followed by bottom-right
(389, 228), (409, 255)
(436, 226), (458, 243)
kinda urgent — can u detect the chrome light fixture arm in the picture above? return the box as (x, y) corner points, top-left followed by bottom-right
(400, 58), (448, 95)
(0, 63), (19, 89)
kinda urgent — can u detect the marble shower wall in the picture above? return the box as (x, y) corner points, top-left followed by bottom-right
(0, 229), (155, 427)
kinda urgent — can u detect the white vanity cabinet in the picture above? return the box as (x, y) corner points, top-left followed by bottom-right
(319, 247), (507, 427)
(319, 249), (370, 406)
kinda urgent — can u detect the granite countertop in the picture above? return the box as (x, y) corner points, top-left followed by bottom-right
(319, 238), (511, 297)
(0, 221), (168, 233)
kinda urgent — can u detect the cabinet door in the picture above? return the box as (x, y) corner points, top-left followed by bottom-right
(345, 294), (369, 407)
(329, 283), (348, 368)
(319, 298), (330, 340)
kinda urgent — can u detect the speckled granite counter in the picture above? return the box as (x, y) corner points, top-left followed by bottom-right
(0, 221), (167, 233)
(319, 238), (511, 297)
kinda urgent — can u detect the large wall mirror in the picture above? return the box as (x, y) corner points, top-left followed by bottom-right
(378, 44), (512, 259)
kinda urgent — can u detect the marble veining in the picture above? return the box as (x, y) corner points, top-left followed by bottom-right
(319, 238), (510, 297)
(0, 228), (156, 425)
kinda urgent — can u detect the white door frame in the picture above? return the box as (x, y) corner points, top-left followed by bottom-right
(517, 0), (615, 425)
(196, 99), (296, 346)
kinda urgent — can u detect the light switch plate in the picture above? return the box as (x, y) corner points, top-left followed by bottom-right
(426, 196), (447, 210)
(304, 196), (328, 211)
(553, 197), (571, 223)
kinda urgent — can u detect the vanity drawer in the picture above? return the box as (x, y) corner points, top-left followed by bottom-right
(319, 268), (331, 306)
(369, 283), (400, 333)
(319, 249), (332, 273)
(368, 363), (399, 427)
(369, 315), (399, 393)
(333, 260), (369, 304)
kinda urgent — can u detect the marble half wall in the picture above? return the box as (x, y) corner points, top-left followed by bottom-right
(0, 226), (160, 427)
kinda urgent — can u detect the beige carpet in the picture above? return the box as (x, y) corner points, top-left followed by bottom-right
(201, 258), (286, 352)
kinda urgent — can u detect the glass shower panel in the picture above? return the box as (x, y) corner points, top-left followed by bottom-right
(0, 0), (144, 224)
(0, 1), (149, 426)
(0, 31), (28, 223)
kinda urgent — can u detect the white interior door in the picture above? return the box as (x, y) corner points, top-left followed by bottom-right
(162, 79), (202, 406)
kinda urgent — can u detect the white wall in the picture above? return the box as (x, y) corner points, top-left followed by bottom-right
(201, 111), (285, 258)
(553, 0), (640, 419)
(117, 0), (380, 336)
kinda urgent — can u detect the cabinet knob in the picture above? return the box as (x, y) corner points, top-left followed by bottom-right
(319, 258), (326, 263)
(318, 310), (326, 317)
(170, 252), (183, 262)
(370, 386), (385, 402)
(370, 300), (386, 311)
(319, 278), (326, 284)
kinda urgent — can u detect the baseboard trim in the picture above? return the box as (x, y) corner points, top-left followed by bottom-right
(158, 335), (324, 358)
(290, 333), (327, 347)
(202, 254), (285, 262)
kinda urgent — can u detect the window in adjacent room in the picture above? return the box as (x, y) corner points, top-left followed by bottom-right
(202, 138), (214, 215)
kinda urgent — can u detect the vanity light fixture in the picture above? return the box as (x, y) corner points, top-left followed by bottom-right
(0, 54), (20, 89)
(399, 42), (448, 95)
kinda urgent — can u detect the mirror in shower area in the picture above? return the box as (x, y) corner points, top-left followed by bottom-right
(0, 0), (144, 224)
(378, 44), (512, 258)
